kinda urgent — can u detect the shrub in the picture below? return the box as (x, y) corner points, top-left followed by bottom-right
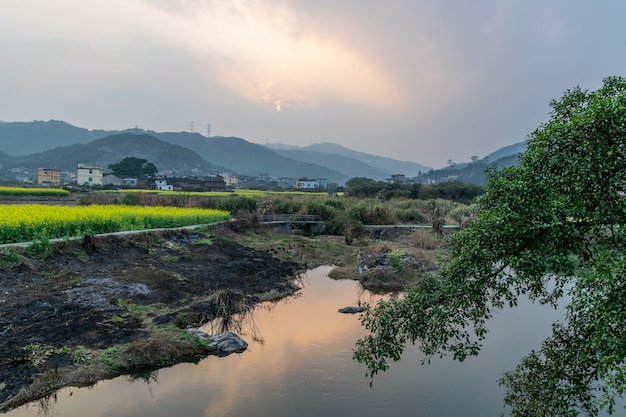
(218, 196), (257, 214)
(348, 202), (393, 225)
(394, 208), (422, 223)
(305, 200), (336, 221)
(412, 229), (441, 250)
(273, 198), (302, 214)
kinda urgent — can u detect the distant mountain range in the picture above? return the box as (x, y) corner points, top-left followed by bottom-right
(0, 120), (526, 184)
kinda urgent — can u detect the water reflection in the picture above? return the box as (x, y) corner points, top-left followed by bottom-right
(5, 266), (572, 417)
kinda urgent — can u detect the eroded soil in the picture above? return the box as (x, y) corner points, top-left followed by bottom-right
(0, 222), (438, 412)
(0, 224), (300, 411)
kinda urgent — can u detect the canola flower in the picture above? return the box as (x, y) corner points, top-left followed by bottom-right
(0, 187), (69, 197)
(102, 189), (330, 197)
(0, 204), (230, 244)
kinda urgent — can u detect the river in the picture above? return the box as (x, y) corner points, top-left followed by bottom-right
(7, 266), (569, 416)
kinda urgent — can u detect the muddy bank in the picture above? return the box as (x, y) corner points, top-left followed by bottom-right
(0, 224), (300, 412)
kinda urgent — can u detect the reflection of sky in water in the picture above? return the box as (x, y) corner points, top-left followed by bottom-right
(8, 266), (580, 417)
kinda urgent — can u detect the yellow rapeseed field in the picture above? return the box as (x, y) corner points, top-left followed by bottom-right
(0, 187), (70, 197)
(0, 204), (230, 244)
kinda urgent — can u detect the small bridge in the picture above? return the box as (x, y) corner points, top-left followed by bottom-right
(259, 214), (323, 234)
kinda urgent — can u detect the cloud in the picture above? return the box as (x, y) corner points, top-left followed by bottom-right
(2, 0), (626, 166)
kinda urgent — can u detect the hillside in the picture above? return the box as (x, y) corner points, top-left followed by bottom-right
(418, 153), (520, 184)
(17, 133), (217, 176)
(0, 120), (112, 155)
(0, 120), (528, 185)
(483, 141), (526, 162)
(144, 132), (349, 184)
(267, 142), (431, 178)
(270, 148), (391, 181)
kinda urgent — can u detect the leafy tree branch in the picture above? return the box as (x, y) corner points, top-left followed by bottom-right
(354, 76), (626, 416)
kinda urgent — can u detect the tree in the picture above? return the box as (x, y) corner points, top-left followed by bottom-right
(108, 157), (158, 177)
(345, 177), (385, 198)
(354, 76), (626, 416)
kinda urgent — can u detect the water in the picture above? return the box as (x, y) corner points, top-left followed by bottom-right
(7, 266), (566, 417)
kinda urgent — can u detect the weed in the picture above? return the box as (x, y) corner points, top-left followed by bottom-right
(0, 247), (20, 264)
(99, 345), (127, 371)
(23, 344), (54, 368)
(70, 346), (93, 364)
(388, 248), (403, 273)
(193, 237), (213, 245)
(25, 230), (50, 256)
(176, 329), (209, 352)
(412, 230), (441, 250)
(173, 273), (186, 283)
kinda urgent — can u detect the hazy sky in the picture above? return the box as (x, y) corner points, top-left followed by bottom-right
(2, 1), (625, 167)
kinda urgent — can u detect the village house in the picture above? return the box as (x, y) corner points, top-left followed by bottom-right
(140, 175), (227, 192)
(37, 167), (61, 187)
(295, 178), (328, 190)
(76, 162), (103, 186)
(386, 174), (413, 184)
(103, 173), (139, 188)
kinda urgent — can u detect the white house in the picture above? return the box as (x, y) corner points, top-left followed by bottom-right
(76, 162), (103, 186)
(295, 178), (328, 190)
(155, 179), (173, 191)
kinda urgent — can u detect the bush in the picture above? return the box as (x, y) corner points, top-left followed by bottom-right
(305, 200), (336, 221)
(348, 202), (393, 225)
(273, 198), (302, 214)
(412, 229), (441, 250)
(394, 208), (422, 223)
(218, 196), (257, 214)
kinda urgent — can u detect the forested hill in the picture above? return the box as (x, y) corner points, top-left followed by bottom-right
(0, 120), (112, 155)
(16, 133), (217, 176)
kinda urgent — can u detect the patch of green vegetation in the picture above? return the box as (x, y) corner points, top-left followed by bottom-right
(172, 273), (186, 283)
(24, 231), (50, 256)
(255, 289), (287, 303)
(99, 345), (127, 371)
(164, 255), (180, 262)
(23, 343), (54, 368)
(388, 248), (403, 273)
(0, 247), (21, 264)
(192, 237), (214, 245)
(117, 299), (164, 315)
(176, 329), (209, 352)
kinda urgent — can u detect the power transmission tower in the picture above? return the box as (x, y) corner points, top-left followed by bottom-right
(190, 122), (194, 133)
(207, 124), (211, 137)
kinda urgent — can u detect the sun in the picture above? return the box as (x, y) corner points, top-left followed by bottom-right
(275, 103), (282, 112)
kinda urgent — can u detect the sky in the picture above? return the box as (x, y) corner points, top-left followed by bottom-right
(2, 0), (626, 168)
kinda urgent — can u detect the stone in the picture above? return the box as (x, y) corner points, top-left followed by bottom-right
(338, 306), (365, 314)
(188, 329), (248, 355)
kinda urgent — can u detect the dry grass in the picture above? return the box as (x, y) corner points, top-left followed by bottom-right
(412, 229), (442, 250)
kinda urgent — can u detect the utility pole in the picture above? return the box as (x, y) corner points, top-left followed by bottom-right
(207, 124), (211, 138)
(190, 121), (194, 133)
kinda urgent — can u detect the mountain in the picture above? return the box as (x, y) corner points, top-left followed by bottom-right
(151, 132), (349, 184)
(17, 133), (217, 176)
(0, 120), (528, 185)
(0, 120), (113, 155)
(418, 153), (521, 184)
(269, 148), (391, 181)
(266, 142), (431, 180)
(483, 141), (527, 162)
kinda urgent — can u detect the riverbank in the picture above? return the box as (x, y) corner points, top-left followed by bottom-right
(0, 221), (304, 412)
(0, 222), (437, 412)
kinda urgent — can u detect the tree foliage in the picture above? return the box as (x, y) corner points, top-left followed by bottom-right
(108, 157), (158, 177)
(354, 76), (626, 416)
(344, 176), (483, 203)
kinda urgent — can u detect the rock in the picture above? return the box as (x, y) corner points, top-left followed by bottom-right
(338, 306), (365, 314)
(187, 329), (248, 356)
